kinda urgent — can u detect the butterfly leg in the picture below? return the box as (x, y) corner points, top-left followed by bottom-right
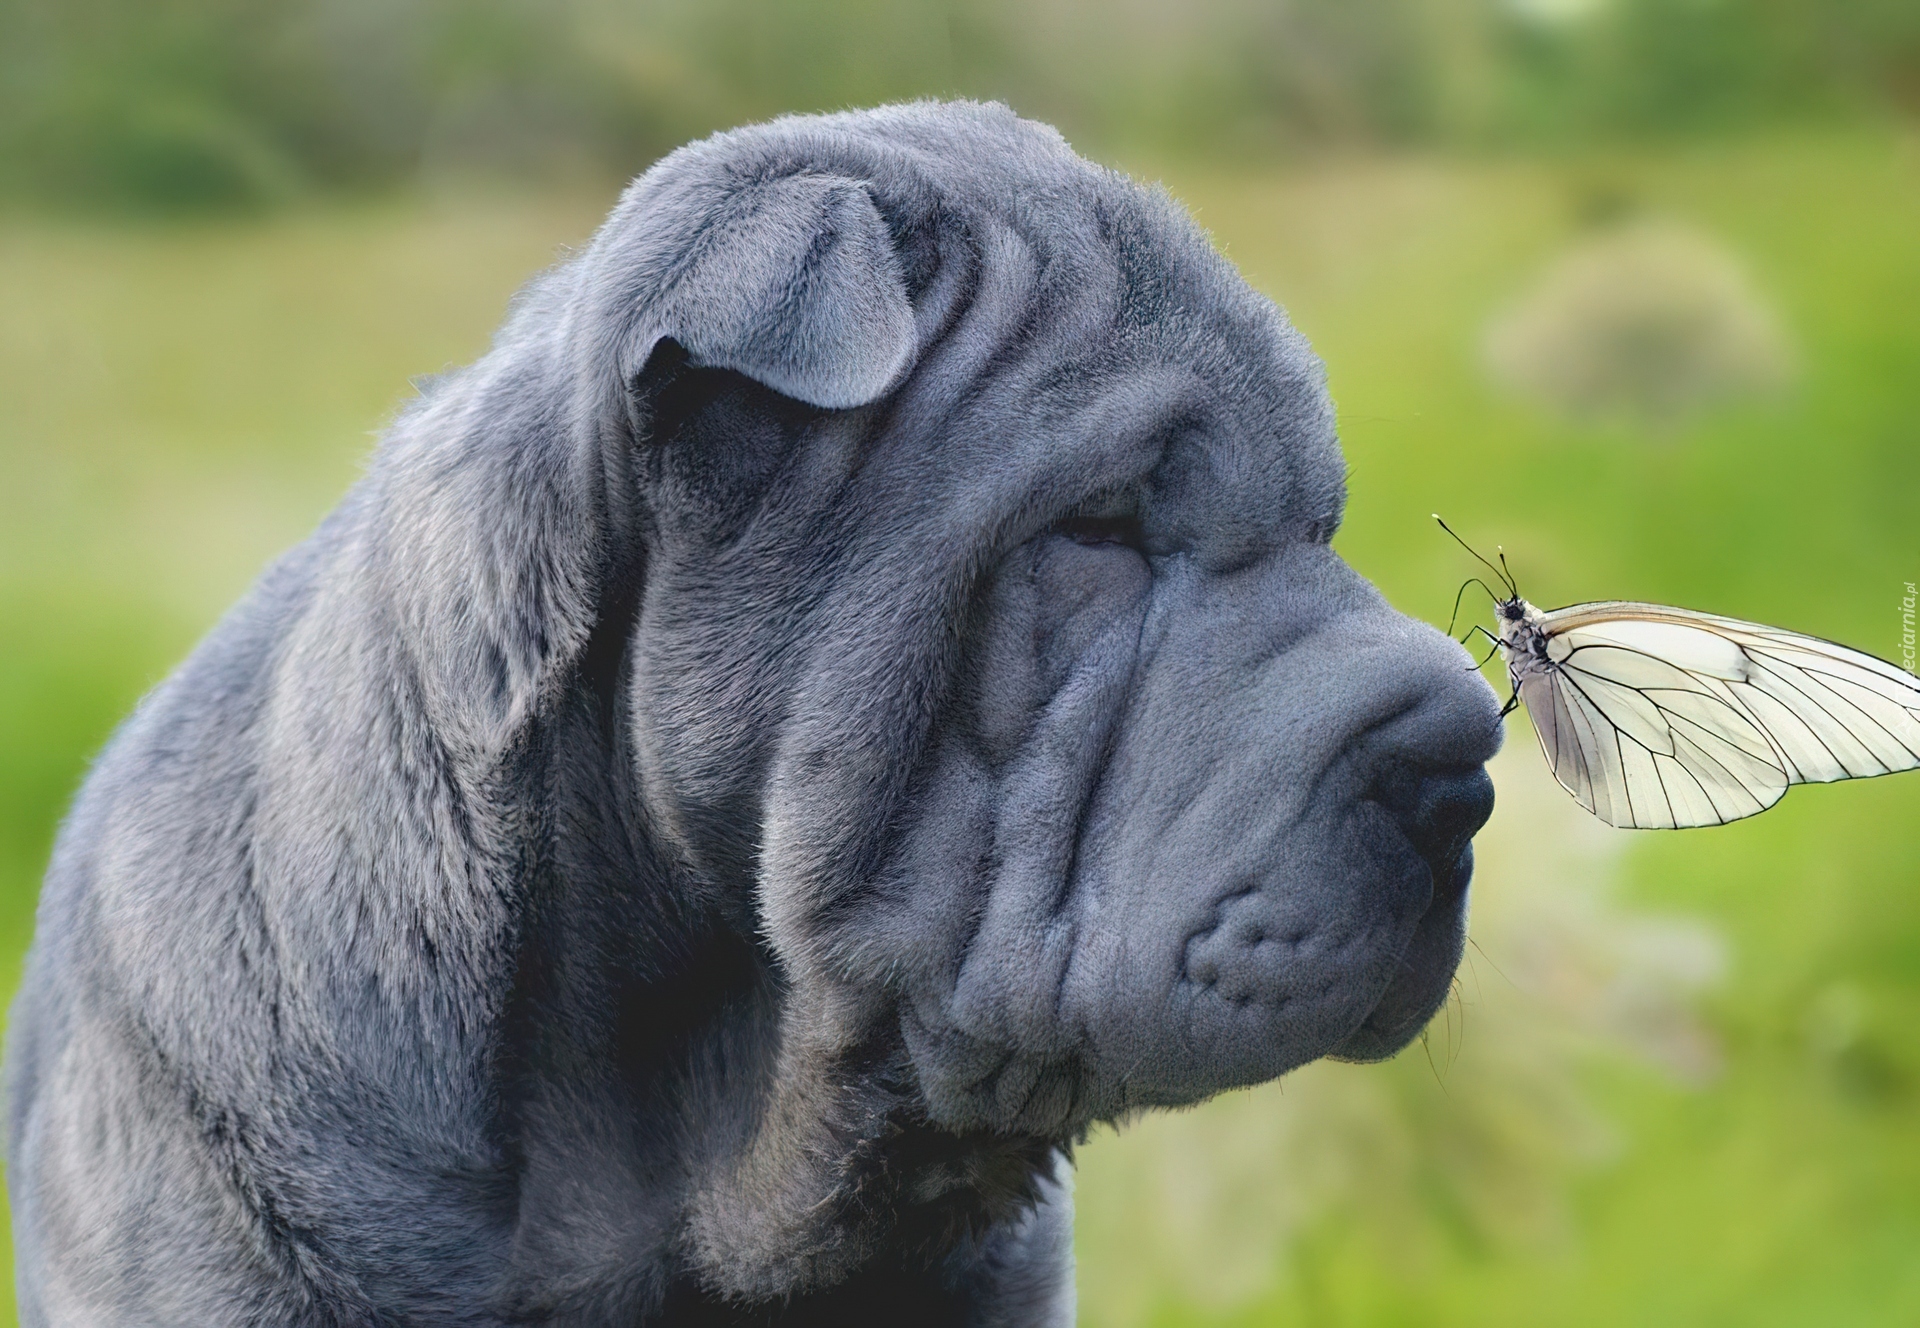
(1447, 578), (1506, 639)
(1463, 625), (1501, 670)
(1498, 687), (1521, 719)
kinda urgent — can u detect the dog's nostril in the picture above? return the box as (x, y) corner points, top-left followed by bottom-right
(1375, 765), (1495, 871)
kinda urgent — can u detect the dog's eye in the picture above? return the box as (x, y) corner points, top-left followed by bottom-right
(1050, 515), (1145, 549)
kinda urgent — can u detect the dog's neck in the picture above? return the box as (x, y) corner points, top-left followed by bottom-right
(492, 651), (1061, 1315)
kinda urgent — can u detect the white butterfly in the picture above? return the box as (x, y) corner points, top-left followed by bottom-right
(1437, 518), (1920, 829)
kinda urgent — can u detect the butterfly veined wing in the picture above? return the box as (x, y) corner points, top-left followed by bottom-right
(1526, 601), (1920, 829)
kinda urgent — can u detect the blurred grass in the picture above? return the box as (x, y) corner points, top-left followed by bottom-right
(9, 0), (1917, 212)
(2, 127), (1918, 1322)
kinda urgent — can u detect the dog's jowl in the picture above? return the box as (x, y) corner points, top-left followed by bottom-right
(7, 103), (1501, 1326)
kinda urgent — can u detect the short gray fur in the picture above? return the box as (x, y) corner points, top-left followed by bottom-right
(6, 102), (1502, 1325)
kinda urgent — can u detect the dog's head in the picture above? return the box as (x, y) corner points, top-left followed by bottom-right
(569, 103), (1501, 1137)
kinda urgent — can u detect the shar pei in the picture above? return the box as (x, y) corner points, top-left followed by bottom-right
(7, 102), (1501, 1325)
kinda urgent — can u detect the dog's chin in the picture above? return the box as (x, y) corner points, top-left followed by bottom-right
(1327, 843), (1475, 1063)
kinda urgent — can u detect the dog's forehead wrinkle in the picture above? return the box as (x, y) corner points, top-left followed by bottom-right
(875, 218), (1043, 440)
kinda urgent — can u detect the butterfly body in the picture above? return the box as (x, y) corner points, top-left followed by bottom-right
(1493, 596), (1553, 683)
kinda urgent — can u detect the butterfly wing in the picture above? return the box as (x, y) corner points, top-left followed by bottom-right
(1526, 602), (1920, 829)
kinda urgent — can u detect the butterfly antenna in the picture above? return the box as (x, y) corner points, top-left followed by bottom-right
(1496, 546), (1519, 598)
(1433, 515), (1517, 600)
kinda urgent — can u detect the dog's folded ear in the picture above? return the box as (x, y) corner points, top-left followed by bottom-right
(610, 170), (917, 411)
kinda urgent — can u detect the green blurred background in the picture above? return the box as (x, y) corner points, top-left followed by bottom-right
(2, 1), (1918, 1323)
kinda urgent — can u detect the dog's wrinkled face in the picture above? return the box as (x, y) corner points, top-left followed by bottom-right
(603, 105), (1501, 1140)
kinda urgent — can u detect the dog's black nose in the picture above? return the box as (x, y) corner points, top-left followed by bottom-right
(1373, 764), (1496, 879)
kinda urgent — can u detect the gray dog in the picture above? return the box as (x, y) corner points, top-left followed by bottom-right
(7, 102), (1500, 1325)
